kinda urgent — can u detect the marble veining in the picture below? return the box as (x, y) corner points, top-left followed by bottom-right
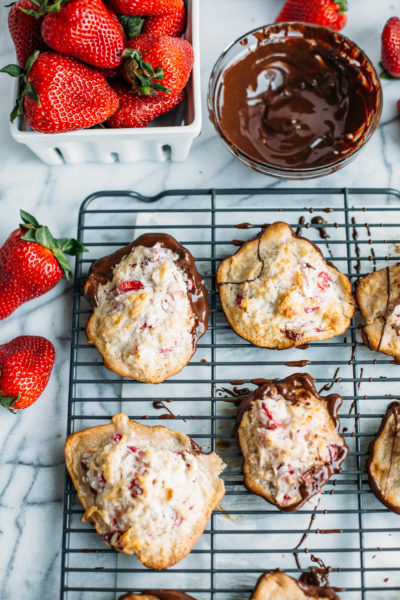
(0, 0), (399, 598)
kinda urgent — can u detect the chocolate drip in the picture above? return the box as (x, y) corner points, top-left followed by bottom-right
(298, 566), (342, 599)
(285, 360), (311, 367)
(118, 592), (197, 600)
(294, 510), (317, 550)
(311, 216), (329, 241)
(319, 368), (340, 393)
(296, 216), (305, 236)
(235, 373), (347, 512)
(368, 402), (400, 513)
(235, 222), (253, 229)
(348, 342), (358, 365)
(377, 266), (391, 351)
(231, 239), (244, 246)
(82, 233), (210, 354)
(153, 401), (175, 419)
(351, 217), (361, 275)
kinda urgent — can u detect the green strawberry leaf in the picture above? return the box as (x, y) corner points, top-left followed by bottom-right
(0, 64), (25, 77)
(0, 392), (20, 413)
(119, 14), (144, 39)
(21, 229), (37, 242)
(52, 248), (73, 280)
(20, 209), (40, 228)
(10, 97), (24, 122)
(35, 225), (57, 250)
(122, 48), (170, 95)
(335, 0), (347, 12)
(25, 50), (40, 75)
(26, 81), (41, 106)
(379, 62), (398, 79)
(55, 237), (87, 255)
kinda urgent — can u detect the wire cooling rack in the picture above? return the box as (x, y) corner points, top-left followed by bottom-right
(60, 187), (400, 600)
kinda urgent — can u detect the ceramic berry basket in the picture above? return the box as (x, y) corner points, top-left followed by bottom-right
(9, 0), (200, 165)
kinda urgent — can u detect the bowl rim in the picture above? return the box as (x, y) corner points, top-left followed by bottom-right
(207, 21), (383, 175)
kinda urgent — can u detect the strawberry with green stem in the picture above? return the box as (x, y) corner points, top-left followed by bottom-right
(0, 209), (87, 320)
(7, 0), (47, 68)
(0, 336), (55, 412)
(0, 51), (119, 132)
(276, 0), (347, 32)
(122, 33), (194, 95)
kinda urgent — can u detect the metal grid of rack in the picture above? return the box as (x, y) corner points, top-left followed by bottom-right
(60, 187), (400, 600)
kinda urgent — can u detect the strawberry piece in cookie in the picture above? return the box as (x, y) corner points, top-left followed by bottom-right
(217, 222), (354, 349)
(65, 413), (225, 570)
(235, 373), (348, 511)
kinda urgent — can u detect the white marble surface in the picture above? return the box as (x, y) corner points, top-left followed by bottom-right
(0, 0), (400, 598)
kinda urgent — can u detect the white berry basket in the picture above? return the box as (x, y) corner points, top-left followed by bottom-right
(9, 0), (201, 165)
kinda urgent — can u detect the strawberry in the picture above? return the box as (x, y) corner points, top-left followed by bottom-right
(109, 0), (182, 17)
(122, 33), (193, 95)
(8, 0), (47, 68)
(381, 17), (400, 78)
(397, 99), (400, 114)
(0, 209), (86, 320)
(1, 51), (119, 132)
(0, 336), (55, 411)
(38, 0), (125, 69)
(142, 0), (185, 36)
(107, 83), (184, 127)
(276, 0), (347, 32)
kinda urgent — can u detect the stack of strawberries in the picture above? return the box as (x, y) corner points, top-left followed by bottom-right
(1, 0), (194, 132)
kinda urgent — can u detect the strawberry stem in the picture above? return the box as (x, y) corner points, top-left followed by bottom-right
(335, 0), (347, 12)
(118, 14), (144, 38)
(122, 48), (171, 95)
(0, 51), (41, 122)
(19, 209), (87, 280)
(0, 392), (20, 413)
(18, 0), (68, 18)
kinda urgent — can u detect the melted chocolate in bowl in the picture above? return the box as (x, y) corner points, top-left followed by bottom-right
(211, 23), (382, 175)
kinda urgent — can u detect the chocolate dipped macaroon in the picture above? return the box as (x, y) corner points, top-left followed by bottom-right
(235, 373), (348, 511)
(251, 571), (340, 600)
(368, 402), (400, 513)
(83, 233), (209, 383)
(217, 222), (355, 349)
(357, 263), (400, 362)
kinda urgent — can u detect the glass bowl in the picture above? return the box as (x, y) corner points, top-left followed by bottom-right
(207, 22), (383, 180)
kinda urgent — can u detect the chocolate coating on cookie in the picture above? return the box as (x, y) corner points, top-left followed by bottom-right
(251, 571), (341, 600)
(235, 373), (348, 511)
(368, 402), (400, 513)
(83, 233), (209, 344)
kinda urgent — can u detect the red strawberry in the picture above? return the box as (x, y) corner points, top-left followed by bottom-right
(109, 0), (182, 17)
(8, 0), (47, 68)
(143, 0), (185, 36)
(0, 336), (55, 411)
(40, 0), (125, 69)
(0, 209), (86, 320)
(397, 99), (400, 114)
(107, 83), (184, 127)
(122, 33), (193, 95)
(1, 51), (119, 132)
(276, 0), (347, 31)
(381, 17), (400, 78)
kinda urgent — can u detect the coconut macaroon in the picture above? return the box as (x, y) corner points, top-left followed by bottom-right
(65, 413), (225, 569)
(118, 593), (197, 600)
(235, 374), (348, 511)
(251, 572), (340, 600)
(83, 233), (209, 383)
(357, 263), (400, 362)
(217, 222), (355, 349)
(368, 402), (400, 513)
